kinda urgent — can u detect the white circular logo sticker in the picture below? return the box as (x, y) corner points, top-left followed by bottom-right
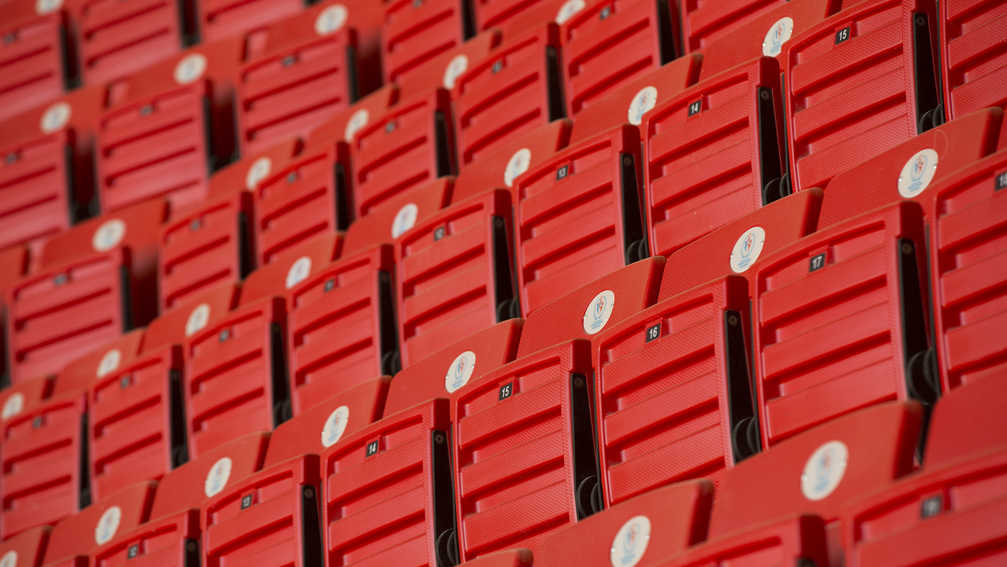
(285, 257), (312, 289)
(555, 0), (585, 24)
(2, 393), (24, 421)
(443, 55), (468, 89)
(92, 219), (126, 252)
(583, 290), (616, 335)
(321, 405), (350, 448)
(730, 226), (766, 274)
(801, 440), (849, 501)
(40, 102), (71, 134)
(444, 351), (476, 394)
(344, 109), (369, 142)
(392, 203), (419, 239)
(504, 148), (531, 188)
(245, 157), (272, 191)
(0, 550), (17, 567)
(174, 53), (207, 85)
(609, 515), (651, 567)
(185, 303), (211, 337)
(898, 148), (939, 198)
(315, 4), (348, 35)
(627, 86), (658, 126)
(204, 457), (232, 498)
(96, 349), (121, 378)
(94, 505), (122, 545)
(762, 17), (794, 57)
(36, 0), (62, 14)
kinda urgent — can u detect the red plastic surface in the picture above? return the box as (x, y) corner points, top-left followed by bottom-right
(238, 232), (342, 306)
(0, 131), (76, 249)
(939, 0), (1007, 119)
(678, 0), (791, 52)
(342, 176), (452, 255)
(0, 525), (49, 567)
(0, 12), (68, 122)
(472, 0), (565, 32)
(54, 330), (145, 397)
(382, 0), (468, 84)
(666, 515), (828, 567)
(44, 481), (154, 565)
(196, 0), (303, 43)
(91, 509), (200, 567)
(141, 284), (238, 354)
(395, 27), (498, 99)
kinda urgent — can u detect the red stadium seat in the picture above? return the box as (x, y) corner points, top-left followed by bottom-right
(321, 399), (458, 566)
(395, 27), (499, 98)
(676, 0), (793, 54)
(0, 525), (49, 567)
(517, 256), (664, 356)
(303, 83), (398, 151)
(141, 284), (238, 354)
(342, 176), (452, 255)
(782, 0), (943, 192)
(593, 276), (758, 507)
(205, 138), (301, 199)
(382, 0), (472, 85)
(938, 0), (1007, 120)
(0, 10), (74, 123)
(87, 346), (185, 502)
(559, 0), (678, 117)
(453, 340), (600, 560)
(460, 549), (534, 567)
(643, 57), (787, 258)
(0, 375), (50, 428)
(665, 515), (828, 567)
(471, 0), (565, 33)
(53, 330), (145, 397)
(90, 509), (200, 567)
(195, 0), (305, 43)
(513, 125), (648, 313)
(237, 232), (342, 306)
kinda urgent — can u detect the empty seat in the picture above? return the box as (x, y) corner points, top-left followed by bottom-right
(593, 276), (758, 507)
(559, 0), (677, 117)
(929, 148), (1007, 392)
(643, 57), (787, 258)
(348, 88), (457, 217)
(395, 189), (517, 367)
(751, 203), (934, 447)
(0, 11), (74, 123)
(75, 0), (191, 85)
(710, 401), (922, 538)
(677, 0), (793, 53)
(321, 399), (458, 566)
(342, 177), (452, 256)
(395, 26), (499, 98)
(513, 125), (648, 313)
(0, 525), (49, 567)
(141, 284), (238, 354)
(453, 25), (565, 166)
(205, 137), (301, 199)
(665, 515), (828, 567)
(54, 329), (145, 397)
(0, 375), (50, 429)
(382, 0), (472, 85)
(285, 245), (397, 414)
(236, 9), (359, 155)
(0, 392), (87, 538)
(461, 549), (534, 567)
(90, 509), (200, 567)
(518, 256), (664, 356)
(43, 481), (156, 565)
(471, 0), (565, 32)
(938, 0), (1007, 120)
(819, 107), (1004, 228)
(384, 319), (523, 415)
(536, 479), (712, 566)
(453, 340), (600, 560)
(782, 0), (943, 192)
(195, 0), (305, 43)
(87, 346), (186, 502)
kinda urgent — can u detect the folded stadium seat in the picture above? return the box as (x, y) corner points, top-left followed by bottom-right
(395, 189), (518, 368)
(158, 191), (254, 311)
(559, 0), (678, 118)
(752, 202), (936, 447)
(193, 0), (306, 43)
(665, 516), (828, 567)
(642, 57), (788, 258)
(0, 8), (77, 123)
(250, 140), (351, 265)
(782, 0), (944, 193)
(677, 0), (794, 54)
(235, 5), (360, 156)
(53, 329), (145, 397)
(89, 509), (200, 567)
(384, 319), (522, 415)
(182, 235), (340, 457)
(87, 345), (187, 502)
(0, 375), (51, 430)
(517, 256), (664, 356)
(592, 276), (759, 508)
(452, 24), (566, 167)
(0, 525), (49, 567)
(535, 479), (712, 566)
(395, 26), (500, 99)
(303, 82), (399, 150)
(453, 340), (602, 561)
(512, 125), (649, 314)
(147, 431), (269, 521)
(141, 284), (238, 354)
(201, 378), (388, 567)
(285, 245), (398, 414)
(321, 398), (458, 566)
(348, 88), (458, 217)
(41, 481), (155, 566)
(819, 107), (1004, 228)
(929, 148), (1007, 392)
(658, 189), (822, 299)
(460, 549), (533, 567)
(382, 0), (474, 85)
(0, 391), (87, 538)
(709, 401), (922, 545)
(471, 0), (566, 32)
(938, 0), (1007, 120)
(565, 54), (699, 145)
(695, 0), (840, 80)
(74, 0), (194, 85)
(454, 119), (571, 203)
(342, 176), (453, 256)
